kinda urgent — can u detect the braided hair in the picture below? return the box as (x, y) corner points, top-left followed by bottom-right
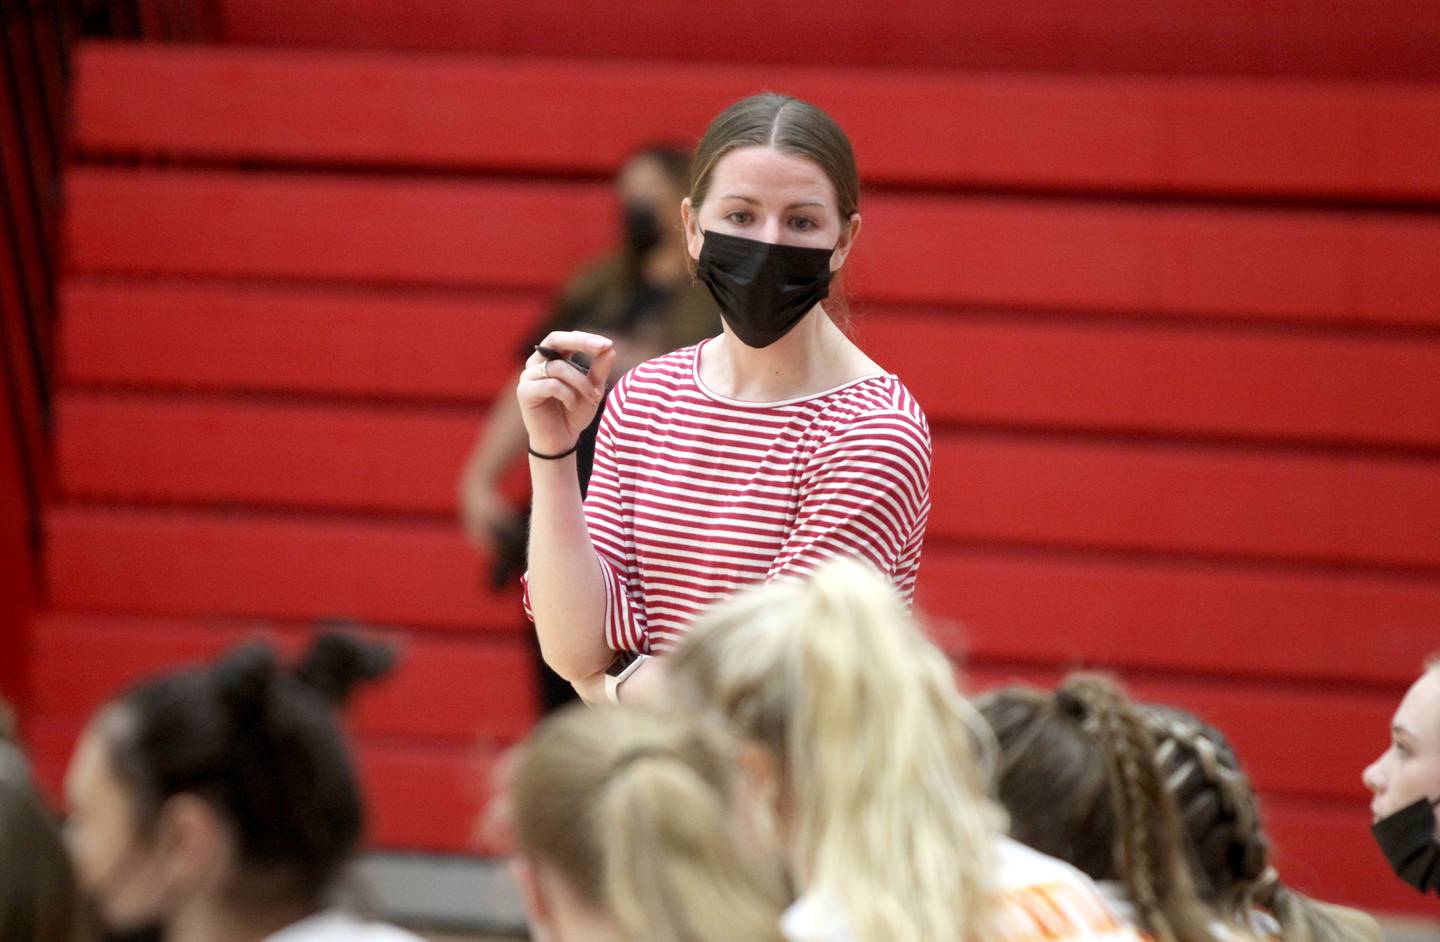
(978, 674), (1225, 942)
(1143, 706), (1380, 942)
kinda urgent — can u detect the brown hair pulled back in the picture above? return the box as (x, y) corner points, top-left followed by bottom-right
(689, 93), (859, 224)
(979, 674), (1225, 942)
(1143, 705), (1379, 942)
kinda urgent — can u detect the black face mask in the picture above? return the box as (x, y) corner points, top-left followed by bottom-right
(695, 230), (834, 349)
(622, 202), (662, 257)
(1371, 795), (1440, 894)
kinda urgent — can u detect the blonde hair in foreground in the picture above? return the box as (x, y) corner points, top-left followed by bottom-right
(670, 557), (1001, 942)
(510, 704), (787, 942)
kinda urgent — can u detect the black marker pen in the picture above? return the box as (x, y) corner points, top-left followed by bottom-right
(534, 345), (592, 377)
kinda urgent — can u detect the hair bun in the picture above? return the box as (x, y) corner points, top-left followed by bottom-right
(213, 643), (282, 720)
(294, 631), (396, 706)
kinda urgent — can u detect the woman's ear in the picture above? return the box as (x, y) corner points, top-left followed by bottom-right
(154, 794), (231, 896)
(681, 198), (703, 263)
(830, 212), (862, 272)
(511, 856), (558, 942)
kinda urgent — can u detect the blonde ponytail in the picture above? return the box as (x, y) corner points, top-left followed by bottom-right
(671, 557), (1001, 942)
(511, 705), (787, 942)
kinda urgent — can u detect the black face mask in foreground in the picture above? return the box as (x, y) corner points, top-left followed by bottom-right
(696, 229), (834, 348)
(1371, 795), (1440, 894)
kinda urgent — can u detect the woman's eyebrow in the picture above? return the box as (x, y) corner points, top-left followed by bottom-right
(716, 194), (829, 209)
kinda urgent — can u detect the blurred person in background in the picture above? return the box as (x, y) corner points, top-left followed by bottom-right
(505, 703), (789, 942)
(979, 675), (1242, 942)
(521, 95), (932, 708)
(668, 558), (1139, 942)
(459, 144), (717, 711)
(62, 633), (423, 942)
(1363, 654), (1440, 898)
(1, 700), (93, 942)
(1144, 705), (1379, 942)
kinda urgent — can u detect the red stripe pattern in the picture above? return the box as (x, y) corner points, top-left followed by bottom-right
(564, 340), (933, 654)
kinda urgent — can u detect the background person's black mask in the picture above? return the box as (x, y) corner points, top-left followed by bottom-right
(696, 229), (834, 348)
(1371, 795), (1440, 894)
(622, 202), (662, 257)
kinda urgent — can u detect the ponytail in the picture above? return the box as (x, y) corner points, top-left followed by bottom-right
(980, 675), (1226, 942)
(1058, 677), (1218, 942)
(1143, 705), (1380, 942)
(511, 706), (786, 942)
(670, 557), (1001, 942)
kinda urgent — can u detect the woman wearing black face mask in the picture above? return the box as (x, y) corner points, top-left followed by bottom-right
(517, 94), (933, 707)
(1364, 655), (1440, 897)
(459, 145), (717, 711)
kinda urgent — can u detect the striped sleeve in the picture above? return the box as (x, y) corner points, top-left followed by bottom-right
(520, 371), (647, 654)
(582, 371), (649, 654)
(767, 406), (932, 603)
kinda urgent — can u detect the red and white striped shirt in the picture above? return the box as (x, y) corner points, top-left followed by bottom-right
(563, 339), (931, 655)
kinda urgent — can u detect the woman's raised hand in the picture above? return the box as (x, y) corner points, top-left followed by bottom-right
(516, 331), (615, 455)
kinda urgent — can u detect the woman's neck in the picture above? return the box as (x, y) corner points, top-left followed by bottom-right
(700, 306), (879, 402)
(165, 895), (316, 942)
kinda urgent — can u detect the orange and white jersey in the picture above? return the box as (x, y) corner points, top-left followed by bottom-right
(990, 838), (1146, 942)
(780, 836), (1143, 942)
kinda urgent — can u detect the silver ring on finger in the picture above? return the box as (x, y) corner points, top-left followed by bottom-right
(539, 360), (549, 380)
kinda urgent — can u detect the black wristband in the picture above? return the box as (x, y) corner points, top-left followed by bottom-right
(528, 441), (579, 461)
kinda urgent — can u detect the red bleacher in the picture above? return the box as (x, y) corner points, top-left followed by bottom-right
(27, 22), (1440, 920)
(210, 0), (1440, 83)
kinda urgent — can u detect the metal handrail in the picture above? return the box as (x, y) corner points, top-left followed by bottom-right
(0, 0), (69, 554)
(0, 0), (216, 551)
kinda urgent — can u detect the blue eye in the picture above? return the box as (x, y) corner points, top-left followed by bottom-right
(726, 211), (752, 225)
(790, 217), (815, 231)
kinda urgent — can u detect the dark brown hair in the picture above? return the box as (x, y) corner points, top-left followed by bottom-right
(0, 783), (91, 941)
(689, 93), (859, 225)
(978, 675), (1225, 942)
(1143, 705), (1379, 942)
(100, 632), (393, 910)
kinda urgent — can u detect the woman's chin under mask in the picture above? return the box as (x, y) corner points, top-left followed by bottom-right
(1371, 795), (1440, 894)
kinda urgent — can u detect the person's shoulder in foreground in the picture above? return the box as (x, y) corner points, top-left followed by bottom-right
(992, 836), (1145, 941)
